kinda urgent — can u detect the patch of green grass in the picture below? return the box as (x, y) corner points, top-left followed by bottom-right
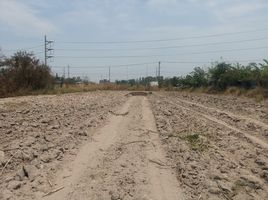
(180, 133), (209, 151)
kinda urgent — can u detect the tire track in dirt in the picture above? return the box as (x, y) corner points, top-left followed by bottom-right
(157, 92), (268, 149)
(175, 97), (268, 130)
(168, 100), (268, 149)
(172, 92), (268, 125)
(43, 96), (183, 200)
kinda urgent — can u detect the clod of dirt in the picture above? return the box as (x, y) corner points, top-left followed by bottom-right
(261, 171), (268, 182)
(109, 191), (122, 200)
(22, 165), (38, 181)
(16, 168), (26, 181)
(7, 180), (21, 190)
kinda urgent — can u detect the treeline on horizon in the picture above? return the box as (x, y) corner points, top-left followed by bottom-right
(0, 50), (268, 98)
(116, 60), (268, 92)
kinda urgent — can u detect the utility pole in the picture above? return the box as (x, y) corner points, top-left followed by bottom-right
(67, 65), (70, 79)
(44, 36), (47, 66)
(44, 35), (54, 66)
(63, 66), (65, 78)
(109, 66), (111, 82)
(158, 61), (161, 78)
(126, 66), (129, 80)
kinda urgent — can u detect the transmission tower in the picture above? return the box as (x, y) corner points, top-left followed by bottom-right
(44, 35), (54, 66)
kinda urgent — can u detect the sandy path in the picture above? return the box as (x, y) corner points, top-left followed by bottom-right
(43, 96), (183, 200)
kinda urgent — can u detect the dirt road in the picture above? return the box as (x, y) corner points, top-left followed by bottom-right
(43, 96), (183, 200)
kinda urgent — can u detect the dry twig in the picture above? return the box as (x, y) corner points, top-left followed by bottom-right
(43, 186), (65, 197)
(47, 180), (53, 187)
(1, 147), (20, 152)
(109, 110), (129, 116)
(148, 159), (166, 166)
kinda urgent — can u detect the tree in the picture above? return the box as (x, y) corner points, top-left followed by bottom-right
(208, 62), (232, 90)
(0, 51), (53, 97)
(260, 59), (268, 88)
(0, 48), (4, 67)
(190, 67), (208, 87)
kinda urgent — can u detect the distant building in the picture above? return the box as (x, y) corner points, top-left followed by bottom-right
(149, 81), (158, 87)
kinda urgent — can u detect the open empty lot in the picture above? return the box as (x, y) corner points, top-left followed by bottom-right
(0, 91), (268, 200)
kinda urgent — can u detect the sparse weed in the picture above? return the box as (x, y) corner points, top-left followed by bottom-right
(179, 132), (209, 151)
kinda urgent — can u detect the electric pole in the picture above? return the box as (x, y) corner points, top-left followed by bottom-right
(63, 66), (65, 78)
(44, 35), (54, 66)
(67, 65), (70, 79)
(44, 36), (47, 66)
(109, 66), (111, 82)
(158, 61), (161, 78)
(126, 66), (129, 80)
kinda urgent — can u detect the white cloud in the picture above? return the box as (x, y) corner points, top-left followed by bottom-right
(217, 2), (265, 18)
(191, 0), (268, 20)
(0, 0), (57, 37)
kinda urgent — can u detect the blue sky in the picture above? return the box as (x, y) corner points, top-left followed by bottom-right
(0, 0), (268, 81)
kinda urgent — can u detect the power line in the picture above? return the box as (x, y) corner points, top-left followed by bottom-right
(69, 70), (157, 77)
(162, 59), (264, 64)
(51, 59), (264, 70)
(54, 46), (268, 59)
(2, 45), (44, 52)
(55, 28), (268, 44)
(35, 51), (45, 55)
(52, 62), (158, 69)
(53, 37), (268, 52)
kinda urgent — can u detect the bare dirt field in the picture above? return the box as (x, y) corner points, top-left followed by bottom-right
(0, 91), (268, 200)
(149, 92), (268, 200)
(0, 91), (127, 199)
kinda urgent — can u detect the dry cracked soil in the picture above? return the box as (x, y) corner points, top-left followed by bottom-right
(0, 91), (268, 200)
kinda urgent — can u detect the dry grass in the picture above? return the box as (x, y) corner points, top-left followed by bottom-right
(47, 83), (149, 94)
(0, 83), (152, 98)
(224, 87), (268, 101)
(1, 83), (267, 101)
(173, 86), (267, 101)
